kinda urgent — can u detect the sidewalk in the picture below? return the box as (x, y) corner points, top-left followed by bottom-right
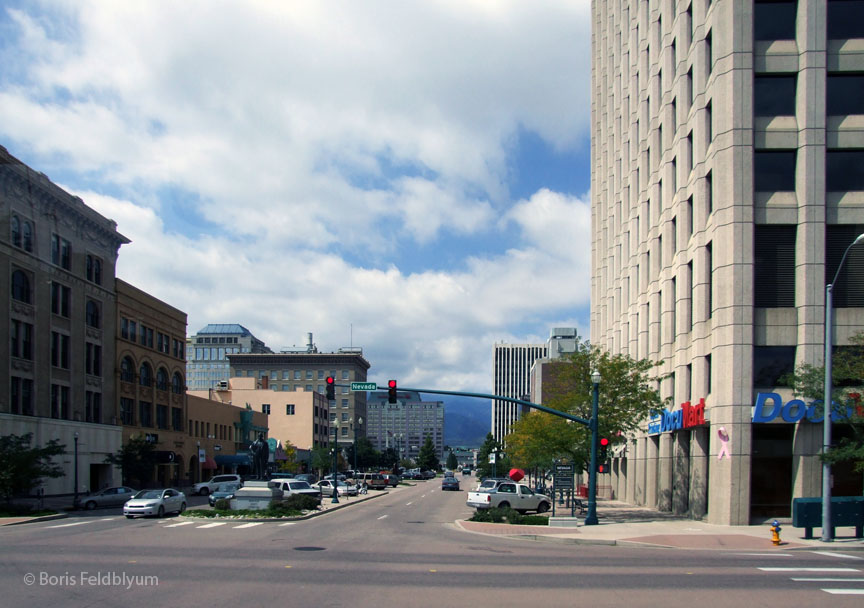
(456, 500), (864, 551)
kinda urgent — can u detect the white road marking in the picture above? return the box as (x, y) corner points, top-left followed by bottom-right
(759, 567), (859, 572)
(792, 578), (864, 582)
(232, 523), (263, 529)
(99, 517), (118, 521)
(163, 521), (195, 528)
(732, 553), (793, 557)
(378, 515), (388, 520)
(811, 551), (864, 560)
(196, 522), (227, 528)
(823, 589), (864, 595)
(406, 502), (413, 506)
(278, 522), (296, 526)
(44, 521), (92, 528)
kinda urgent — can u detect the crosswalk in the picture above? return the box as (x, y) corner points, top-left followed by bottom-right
(38, 517), (299, 531)
(755, 554), (864, 596)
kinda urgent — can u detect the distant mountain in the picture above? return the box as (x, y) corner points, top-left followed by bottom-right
(443, 397), (490, 448)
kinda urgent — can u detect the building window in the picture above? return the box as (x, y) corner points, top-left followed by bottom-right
(10, 320), (33, 360)
(156, 404), (169, 430)
(11, 216), (33, 251)
(828, 0), (864, 40)
(85, 300), (101, 328)
(753, 346), (796, 387)
(86, 391), (102, 423)
(262, 403), (271, 414)
(827, 73), (864, 116)
(86, 255), (103, 285)
(121, 397), (135, 425)
(827, 150), (864, 191)
(51, 283), (70, 317)
(754, 75), (796, 116)
(10, 377), (34, 416)
(706, 241), (713, 319)
(156, 367), (169, 391)
(172, 407), (183, 431)
(172, 372), (184, 394)
(51, 234), (71, 269)
(754, 0), (797, 41)
(755, 225), (796, 306)
(139, 401), (153, 427)
(10, 215), (20, 247)
(826, 224), (864, 307)
(11, 269), (31, 303)
(128, 321), (137, 343)
(139, 362), (153, 387)
(51, 332), (69, 369)
(85, 343), (102, 376)
(754, 150), (796, 192)
(286, 404), (295, 415)
(51, 384), (70, 419)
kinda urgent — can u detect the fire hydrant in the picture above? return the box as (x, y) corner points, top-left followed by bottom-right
(770, 519), (782, 546)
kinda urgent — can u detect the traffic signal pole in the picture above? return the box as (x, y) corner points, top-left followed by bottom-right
(584, 380), (600, 525)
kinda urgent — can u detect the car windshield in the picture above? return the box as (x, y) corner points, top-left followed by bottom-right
(289, 482), (311, 490)
(216, 484), (239, 492)
(133, 490), (162, 499)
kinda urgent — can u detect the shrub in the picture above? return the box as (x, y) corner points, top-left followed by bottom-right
(282, 493), (320, 511)
(214, 498), (231, 510)
(468, 507), (548, 526)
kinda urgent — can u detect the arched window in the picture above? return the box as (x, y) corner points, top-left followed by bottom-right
(156, 367), (169, 391)
(11, 216), (20, 247)
(172, 372), (184, 394)
(21, 221), (33, 252)
(11, 270), (30, 303)
(120, 356), (135, 382)
(85, 300), (101, 328)
(139, 362), (152, 387)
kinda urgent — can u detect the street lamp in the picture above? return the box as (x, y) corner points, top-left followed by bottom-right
(585, 369), (602, 526)
(821, 232), (864, 542)
(331, 420), (339, 504)
(73, 432), (79, 508)
(196, 440), (201, 484)
(353, 417), (363, 474)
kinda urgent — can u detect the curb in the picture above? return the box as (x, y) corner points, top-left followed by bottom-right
(0, 512), (69, 526)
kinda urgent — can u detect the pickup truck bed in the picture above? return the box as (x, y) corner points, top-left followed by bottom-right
(467, 482), (551, 514)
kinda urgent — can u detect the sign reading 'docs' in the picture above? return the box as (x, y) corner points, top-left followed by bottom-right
(752, 392), (862, 423)
(648, 398), (707, 435)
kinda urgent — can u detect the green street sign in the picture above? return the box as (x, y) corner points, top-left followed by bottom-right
(350, 382), (378, 391)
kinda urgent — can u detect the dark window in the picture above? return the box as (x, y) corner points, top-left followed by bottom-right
(11, 216), (20, 247)
(826, 224), (864, 307)
(121, 397), (135, 425)
(21, 221), (32, 251)
(705, 30), (712, 76)
(827, 74), (864, 115)
(86, 343), (102, 376)
(86, 255), (103, 285)
(828, 0), (864, 40)
(754, 0), (798, 41)
(706, 171), (713, 215)
(156, 404), (169, 430)
(753, 346), (796, 387)
(706, 241), (713, 319)
(11, 270), (30, 303)
(706, 101), (713, 144)
(11, 377), (34, 416)
(754, 75), (796, 116)
(121, 356), (135, 382)
(51, 234), (71, 269)
(86, 391), (101, 424)
(826, 150), (864, 191)
(754, 150), (796, 191)
(10, 320), (33, 360)
(139, 362), (153, 387)
(172, 407), (183, 431)
(156, 367), (169, 391)
(172, 372), (183, 394)
(51, 283), (70, 317)
(85, 300), (100, 328)
(755, 225), (796, 306)
(139, 401), (153, 427)
(51, 332), (69, 369)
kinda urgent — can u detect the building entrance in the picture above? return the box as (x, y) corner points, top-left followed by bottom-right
(750, 424), (793, 519)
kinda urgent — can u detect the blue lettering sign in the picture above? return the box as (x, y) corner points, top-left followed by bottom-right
(753, 392), (850, 423)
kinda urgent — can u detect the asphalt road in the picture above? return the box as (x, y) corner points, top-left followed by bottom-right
(2, 480), (863, 607)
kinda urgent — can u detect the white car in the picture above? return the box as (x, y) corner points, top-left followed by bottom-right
(123, 489), (187, 518)
(192, 474), (242, 496)
(313, 480), (358, 497)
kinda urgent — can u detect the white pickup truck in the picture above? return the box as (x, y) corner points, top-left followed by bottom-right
(466, 481), (552, 514)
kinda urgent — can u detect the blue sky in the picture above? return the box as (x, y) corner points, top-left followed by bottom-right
(0, 0), (594, 399)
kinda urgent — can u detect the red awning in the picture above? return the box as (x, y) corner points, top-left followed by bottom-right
(201, 457), (218, 470)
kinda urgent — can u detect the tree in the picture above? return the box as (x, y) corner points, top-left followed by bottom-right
(311, 445), (331, 477)
(344, 436), (380, 471)
(783, 330), (864, 472)
(0, 433), (66, 503)
(380, 447), (399, 470)
(104, 435), (157, 487)
(446, 450), (458, 471)
(504, 338), (667, 472)
(416, 435), (440, 471)
(476, 433), (511, 479)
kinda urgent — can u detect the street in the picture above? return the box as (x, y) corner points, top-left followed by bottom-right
(2, 481), (863, 607)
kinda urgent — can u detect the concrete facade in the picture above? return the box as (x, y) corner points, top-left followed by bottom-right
(591, 0), (864, 524)
(186, 324), (272, 391)
(492, 343), (547, 442)
(366, 390), (445, 462)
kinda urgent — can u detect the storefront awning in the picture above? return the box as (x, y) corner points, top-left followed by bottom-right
(214, 454), (252, 466)
(201, 457), (218, 470)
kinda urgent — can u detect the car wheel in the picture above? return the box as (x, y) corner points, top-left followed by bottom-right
(179, 502), (187, 514)
(199, 487), (210, 496)
(125, 515), (133, 519)
(157, 505), (165, 518)
(537, 502), (550, 514)
(498, 501), (510, 509)
(85, 501), (97, 510)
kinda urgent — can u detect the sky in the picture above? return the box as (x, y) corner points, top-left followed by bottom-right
(0, 0), (593, 401)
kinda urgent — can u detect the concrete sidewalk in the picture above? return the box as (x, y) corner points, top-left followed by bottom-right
(455, 500), (864, 551)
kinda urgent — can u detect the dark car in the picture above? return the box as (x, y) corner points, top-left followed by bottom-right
(442, 477), (460, 491)
(421, 470), (436, 480)
(294, 473), (318, 484)
(208, 482), (242, 507)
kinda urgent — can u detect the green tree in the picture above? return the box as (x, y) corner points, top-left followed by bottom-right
(104, 436), (157, 487)
(345, 436), (380, 471)
(476, 433), (511, 479)
(504, 338), (667, 472)
(783, 330), (864, 472)
(417, 435), (440, 471)
(380, 447), (399, 470)
(0, 433), (66, 503)
(311, 445), (331, 477)
(446, 450), (458, 471)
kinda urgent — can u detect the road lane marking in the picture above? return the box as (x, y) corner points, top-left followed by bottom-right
(163, 521), (195, 528)
(44, 521), (92, 528)
(732, 553), (793, 557)
(406, 502), (413, 506)
(278, 522), (297, 526)
(233, 523), (263, 529)
(792, 578), (864, 582)
(196, 522), (227, 528)
(811, 551), (864, 560)
(759, 568), (859, 572)
(823, 589), (864, 595)
(99, 517), (118, 521)
(378, 515), (388, 520)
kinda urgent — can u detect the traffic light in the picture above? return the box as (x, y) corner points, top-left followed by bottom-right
(388, 379), (397, 404)
(326, 376), (335, 400)
(597, 437), (609, 473)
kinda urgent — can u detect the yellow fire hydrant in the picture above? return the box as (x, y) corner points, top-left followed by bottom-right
(770, 519), (782, 546)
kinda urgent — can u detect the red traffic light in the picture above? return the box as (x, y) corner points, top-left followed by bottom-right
(388, 379), (397, 403)
(600, 437), (609, 446)
(388, 379), (396, 389)
(325, 376), (335, 400)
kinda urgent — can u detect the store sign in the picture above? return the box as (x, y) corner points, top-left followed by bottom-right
(648, 398), (707, 435)
(752, 392), (862, 423)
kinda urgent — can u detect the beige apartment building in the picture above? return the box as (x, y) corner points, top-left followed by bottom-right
(591, 0), (864, 524)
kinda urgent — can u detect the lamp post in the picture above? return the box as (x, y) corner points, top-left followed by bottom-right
(353, 417), (363, 474)
(196, 440), (201, 484)
(73, 432), (79, 508)
(821, 233), (864, 542)
(331, 420), (339, 504)
(585, 370), (601, 526)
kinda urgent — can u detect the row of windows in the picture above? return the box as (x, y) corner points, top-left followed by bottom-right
(189, 418), (232, 440)
(10, 322), (102, 376)
(195, 336), (240, 344)
(10, 215), (105, 284)
(120, 317), (184, 359)
(754, 73), (864, 117)
(12, 271), (103, 328)
(755, 150), (864, 192)
(119, 356), (184, 393)
(754, 0), (864, 42)
(119, 397), (184, 431)
(10, 377), (103, 423)
(235, 369), (353, 380)
(193, 347), (243, 361)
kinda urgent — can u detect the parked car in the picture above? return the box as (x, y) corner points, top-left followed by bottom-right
(401, 470), (421, 480)
(420, 470), (437, 480)
(75, 486), (137, 510)
(381, 473), (401, 487)
(324, 473), (347, 482)
(123, 489), (186, 518)
(192, 474), (242, 496)
(208, 483), (242, 507)
(357, 473), (388, 490)
(270, 472), (295, 479)
(313, 480), (358, 497)
(442, 477), (461, 491)
(269, 480), (322, 505)
(444, 470), (455, 478)
(294, 473), (318, 484)
(462, 468), (472, 476)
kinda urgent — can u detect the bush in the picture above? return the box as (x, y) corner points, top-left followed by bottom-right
(214, 498), (231, 510)
(469, 507), (548, 526)
(282, 493), (320, 511)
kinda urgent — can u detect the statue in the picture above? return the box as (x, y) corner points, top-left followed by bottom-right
(250, 432), (269, 479)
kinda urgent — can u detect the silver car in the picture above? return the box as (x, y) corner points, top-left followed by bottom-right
(76, 486), (137, 510)
(123, 489), (186, 518)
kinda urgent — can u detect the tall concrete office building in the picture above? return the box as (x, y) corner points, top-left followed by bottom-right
(186, 324), (271, 391)
(591, 0), (864, 524)
(492, 342), (547, 442)
(366, 390), (445, 462)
